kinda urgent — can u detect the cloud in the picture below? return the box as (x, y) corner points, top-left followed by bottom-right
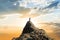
(0, 0), (55, 12)
(18, 0), (55, 8)
(0, 0), (60, 18)
(50, 23), (60, 37)
(17, 0), (60, 16)
(0, 14), (7, 19)
(36, 1), (60, 14)
(38, 23), (60, 37)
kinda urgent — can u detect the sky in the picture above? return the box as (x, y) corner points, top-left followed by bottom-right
(0, 0), (60, 26)
(0, 0), (60, 40)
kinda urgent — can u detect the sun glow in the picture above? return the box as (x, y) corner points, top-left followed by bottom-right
(0, 14), (24, 27)
(0, 14), (38, 28)
(0, 14), (59, 40)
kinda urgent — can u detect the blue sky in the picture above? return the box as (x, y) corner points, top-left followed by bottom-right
(0, 0), (60, 23)
(0, 0), (60, 14)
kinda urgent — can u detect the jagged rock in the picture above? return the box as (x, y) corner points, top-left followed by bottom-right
(12, 18), (53, 40)
(22, 18), (39, 34)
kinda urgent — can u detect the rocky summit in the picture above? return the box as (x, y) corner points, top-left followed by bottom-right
(12, 18), (53, 40)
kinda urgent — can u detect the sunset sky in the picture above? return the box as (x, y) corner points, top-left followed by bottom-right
(0, 0), (60, 40)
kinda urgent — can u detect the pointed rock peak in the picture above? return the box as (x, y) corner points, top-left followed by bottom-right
(22, 18), (37, 34)
(12, 18), (53, 40)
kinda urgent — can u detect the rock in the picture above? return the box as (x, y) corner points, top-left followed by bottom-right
(12, 18), (53, 40)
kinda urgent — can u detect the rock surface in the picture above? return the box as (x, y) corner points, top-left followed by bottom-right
(12, 18), (53, 40)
